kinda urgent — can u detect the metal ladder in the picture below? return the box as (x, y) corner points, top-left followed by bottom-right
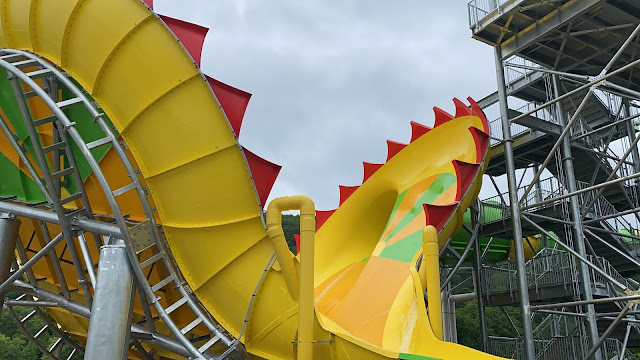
(0, 49), (240, 359)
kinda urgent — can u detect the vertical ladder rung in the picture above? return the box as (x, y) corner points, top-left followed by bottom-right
(152, 275), (175, 292)
(0, 53), (25, 62)
(140, 252), (164, 268)
(198, 334), (221, 353)
(56, 97), (83, 109)
(33, 115), (57, 127)
(34, 324), (49, 338)
(66, 348), (77, 360)
(86, 137), (113, 149)
(113, 183), (137, 197)
(24, 87), (49, 98)
(165, 297), (188, 315)
(180, 316), (203, 335)
(13, 59), (39, 68)
(52, 167), (75, 179)
(60, 192), (82, 205)
(49, 337), (62, 352)
(25, 68), (52, 79)
(21, 310), (37, 323)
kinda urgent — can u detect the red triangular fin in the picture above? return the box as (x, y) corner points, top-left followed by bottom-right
(206, 76), (252, 137)
(423, 202), (458, 230)
(316, 209), (336, 230)
(433, 107), (454, 127)
(467, 97), (490, 134)
(160, 15), (208, 67)
(452, 159), (480, 201)
(142, 0), (153, 8)
(469, 126), (490, 163)
(339, 185), (359, 206)
(363, 162), (383, 182)
(294, 234), (301, 255)
(453, 98), (472, 118)
(386, 140), (407, 161)
(410, 121), (432, 142)
(243, 148), (281, 209)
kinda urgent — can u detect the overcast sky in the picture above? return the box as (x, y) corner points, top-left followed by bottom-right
(155, 0), (499, 210)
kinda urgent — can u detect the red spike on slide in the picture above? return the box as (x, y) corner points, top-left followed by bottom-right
(433, 107), (454, 127)
(294, 234), (301, 255)
(339, 185), (359, 206)
(386, 140), (407, 161)
(206, 76), (252, 137)
(423, 203), (459, 231)
(469, 126), (490, 163)
(363, 162), (383, 182)
(452, 160), (480, 201)
(410, 121), (432, 142)
(243, 148), (282, 209)
(467, 97), (490, 134)
(160, 15), (208, 67)
(316, 209), (336, 230)
(142, 0), (153, 8)
(453, 98), (472, 118)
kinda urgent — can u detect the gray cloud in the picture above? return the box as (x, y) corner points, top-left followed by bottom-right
(156, 0), (498, 209)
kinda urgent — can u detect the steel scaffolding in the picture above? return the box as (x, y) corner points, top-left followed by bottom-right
(455, 0), (640, 358)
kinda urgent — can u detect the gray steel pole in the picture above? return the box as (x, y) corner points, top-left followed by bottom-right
(583, 303), (631, 360)
(0, 215), (20, 317)
(85, 240), (135, 360)
(494, 45), (536, 360)
(551, 74), (602, 360)
(473, 230), (488, 352)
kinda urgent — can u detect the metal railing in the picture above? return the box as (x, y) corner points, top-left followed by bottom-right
(488, 101), (557, 145)
(482, 248), (577, 298)
(467, 0), (521, 28)
(479, 174), (640, 253)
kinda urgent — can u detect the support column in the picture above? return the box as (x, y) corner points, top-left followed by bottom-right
(494, 45), (536, 360)
(85, 240), (135, 360)
(0, 215), (20, 317)
(552, 74), (602, 360)
(473, 222), (488, 352)
(533, 164), (548, 249)
(623, 99), (640, 173)
(440, 268), (454, 342)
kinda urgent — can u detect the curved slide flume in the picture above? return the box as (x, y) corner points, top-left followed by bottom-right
(0, 1), (506, 359)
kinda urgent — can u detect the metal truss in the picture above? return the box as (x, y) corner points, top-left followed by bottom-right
(0, 50), (244, 359)
(463, 1), (640, 359)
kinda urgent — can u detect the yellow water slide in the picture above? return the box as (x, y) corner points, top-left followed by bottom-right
(0, 1), (506, 359)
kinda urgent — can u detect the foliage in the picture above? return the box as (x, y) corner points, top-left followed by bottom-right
(0, 292), (82, 360)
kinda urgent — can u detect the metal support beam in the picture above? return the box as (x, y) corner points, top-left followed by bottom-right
(473, 220), (488, 352)
(552, 74), (601, 360)
(494, 45), (536, 360)
(0, 215), (20, 316)
(0, 200), (122, 237)
(85, 240), (135, 360)
(583, 303), (631, 360)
